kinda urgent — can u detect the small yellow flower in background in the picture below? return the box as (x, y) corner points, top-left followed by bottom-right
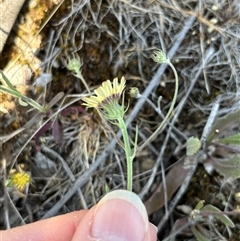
(82, 77), (126, 120)
(6, 171), (31, 191)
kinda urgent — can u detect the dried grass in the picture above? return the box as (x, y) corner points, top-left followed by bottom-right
(1, 0), (240, 239)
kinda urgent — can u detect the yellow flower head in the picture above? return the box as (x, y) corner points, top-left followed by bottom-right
(6, 172), (31, 191)
(82, 77), (126, 108)
(82, 77), (126, 120)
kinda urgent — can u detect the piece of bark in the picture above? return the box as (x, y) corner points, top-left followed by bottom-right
(0, 0), (26, 53)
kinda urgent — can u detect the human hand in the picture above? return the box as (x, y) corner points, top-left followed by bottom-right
(1, 190), (157, 241)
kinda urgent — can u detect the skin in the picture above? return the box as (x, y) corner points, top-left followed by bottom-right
(0, 202), (157, 241)
(0, 211), (88, 241)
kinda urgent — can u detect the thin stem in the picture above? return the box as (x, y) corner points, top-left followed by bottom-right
(117, 117), (133, 191)
(74, 72), (91, 93)
(137, 60), (179, 153)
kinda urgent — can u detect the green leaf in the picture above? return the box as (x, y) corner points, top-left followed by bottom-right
(21, 96), (46, 112)
(194, 200), (205, 211)
(212, 154), (240, 179)
(201, 204), (235, 228)
(5, 179), (13, 187)
(187, 137), (201, 156)
(191, 226), (211, 241)
(216, 133), (240, 145)
(19, 97), (28, 106)
(0, 85), (22, 98)
(0, 70), (16, 91)
(206, 109), (240, 145)
(105, 184), (110, 194)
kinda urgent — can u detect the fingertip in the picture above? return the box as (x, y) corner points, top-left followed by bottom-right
(147, 223), (158, 241)
(1, 210), (88, 241)
(72, 190), (157, 241)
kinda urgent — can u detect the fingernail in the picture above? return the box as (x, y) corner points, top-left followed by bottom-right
(91, 190), (149, 241)
(150, 223), (158, 233)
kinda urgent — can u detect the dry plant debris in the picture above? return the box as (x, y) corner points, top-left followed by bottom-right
(0, 0), (240, 240)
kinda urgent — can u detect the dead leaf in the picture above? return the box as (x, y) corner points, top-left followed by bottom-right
(144, 161), (189, 215)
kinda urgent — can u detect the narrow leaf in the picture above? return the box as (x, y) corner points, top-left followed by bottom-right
(211, 154), (240, 179)
(44, 92), (65, 110)
(216, 133), (240, 145)
(18, 97), (28, 106)
(201, 204), (235, 228)
(0, 85), (22, 98)
(194, 200), (205, 211)
(144, 161), (188, 215)
(21, 96), (46, 112)
(191, 225), (211, 241)
(207, 109), (240, 145)
(105, 184), (110, 194)
(0, 70), (17, 90)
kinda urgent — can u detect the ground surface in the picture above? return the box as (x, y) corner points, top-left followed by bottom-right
(0, 0), (240, 240)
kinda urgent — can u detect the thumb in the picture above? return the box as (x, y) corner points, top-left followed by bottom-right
(72, 190), (157, 241)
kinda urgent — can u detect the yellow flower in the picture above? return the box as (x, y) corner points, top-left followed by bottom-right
(82, 77), (126, 108)
(6, 172), (31, 191)
(82, 77), (126, 121)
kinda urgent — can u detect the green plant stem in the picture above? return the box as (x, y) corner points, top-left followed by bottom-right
(74, 72), (91, 93)
(137, 60), (179, 153)
(117, 116), (133, 191)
